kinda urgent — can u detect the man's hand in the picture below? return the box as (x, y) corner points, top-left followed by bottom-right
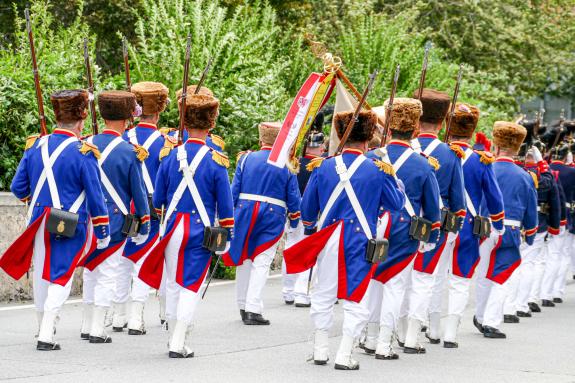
(446, 232), (458, 244)
(418, 241), (436, 253)
(131, 233), (149, 246)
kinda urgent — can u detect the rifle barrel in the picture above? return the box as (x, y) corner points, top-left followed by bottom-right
(195, 56), (214, 95)
(84, 39), (98, 135)
(416, 43), (431, 100)
(25, 9), (47, 136)
(380, 64), (401, 147)
(444, 64), (464, 143)
(178, 36), (192, 145)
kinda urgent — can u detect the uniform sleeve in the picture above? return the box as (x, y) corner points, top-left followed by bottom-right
(379, 173), (405, 212)
(547, 174), (561, 235)
(422, 170), (442, 243)
(81, 153), (110, 239)
(10, 150), (31, 202)
(557, 181), (567, 227)
(449, 156), (467, 219)
(481, 163), (505, 231)
(153, 156), (169, 216)
(130, 159), (150, 235)
(215, 166), (234, 234)
(286, 172), (302, 229)
(231, 155), (245, 207)
(523, 176), (539, 245)
(301, 170), (321, 235)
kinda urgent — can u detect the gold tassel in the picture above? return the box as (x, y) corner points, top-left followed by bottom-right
(133, 145), (149, 162)
(24, 134), (40, 151)
(159, 127), (176, 135)
(159, 136), (177, 161)
(287, 157), (300, 174)
(80, 141), (101, 159)
(374, 160), (395, 176)
(236, 151), (247, 162)
(305, 157), (325, 172)
(449, 144), (465, 159)
(528, 170), (539, 189)
(212, 151), (230, 168)
(479, 151), (495, 165)
(210, 134), (226, 150)
(428, 156), (440, 171)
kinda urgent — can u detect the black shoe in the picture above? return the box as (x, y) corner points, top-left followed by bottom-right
(240, 309), (246, 321)
(542, 299), (555, 307)
(425, 333), (440, 344)
(444, 341), (458, 348)
(284, 299), (294, 305)
(112, 323), (127, 332)
(89, 335), (112, 343)
(313, 359), (328, 365)
(128, 328), (146, 335)
(573, 275), (575, 280)
(397, 340), (405, 348)
(403, 345), (426, 354)
(553, 297), (563, 304)
(516, 311), (531, 318)
(375, 352), (399, 360)
(483, 326), (506, 339)
(503, 315), (520, 324)
(168, 351), (194, 358)
(473, 316), (484, 334)
(295, 303), (311, 308)
(420, 325), (428, 333)
(359, 343), (375, 355)
(37, 341), (61, 351)
(528, 302), (541, 313)
(243, 312), (270, 325)
(334, 363), (359, 370)
(80, 333), (90, 340)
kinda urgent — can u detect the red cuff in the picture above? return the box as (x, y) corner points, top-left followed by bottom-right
(548, 227), (560, 236)
(219, 217), (234, 228)
(92, 216), (110, 226)
(288, 211), (301, 220)
(490, 211), (505, 222)
(525, 227), (538, 236)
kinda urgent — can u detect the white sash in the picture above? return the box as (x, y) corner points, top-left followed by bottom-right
(127, 129), (161, 194)
(461, 147), (478, 217)
(412, 138), (444, 209)
(390, 148), (420, 217)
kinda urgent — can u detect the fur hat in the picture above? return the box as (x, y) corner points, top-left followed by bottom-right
(493, 121), (527, 153)
(50, 89), (89, 123)
(334, 110), (377, 143)
(98, 90), (136, 121)
(383, 98), (422, 132)
(259, 122), (282, 145)
(176, 85), (213, 101)
(131, 81), (169, 115)
(413, 88), (450, 124)
(449, 103), (480, 138)
(181, 94), (220, 131)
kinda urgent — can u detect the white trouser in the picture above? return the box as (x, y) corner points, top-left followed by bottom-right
(482, 280), (507, 329)
(379, 258), (414, 331)
(570, 233), (575, 274)
(282, 223), (307, 302)
(428, 237), (457, 315)
(33, 219), (74, 312)
(365, 279), (383, 324)
(400, 269), (435, 322)
(83, 243), (124, 308)
(515, 235), (545, 311)
(164, 218), (206, 324)
(503, 267), (521, 315)
(236, 242), (279, 314)
(553, 234), (573, 298)
(541, 232), (566, 300)
(528, 235), (548, 303)
(475, 236), (498, 323)
(294, 268), (315, 304)
(281, 258), (297, 301)
(310, 223), (370, 338)
(114, 254), (151, 304)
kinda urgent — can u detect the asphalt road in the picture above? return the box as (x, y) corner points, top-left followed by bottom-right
(1, 274), (574, 383)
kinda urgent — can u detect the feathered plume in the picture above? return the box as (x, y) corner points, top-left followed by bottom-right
(475, 132), (491, 152)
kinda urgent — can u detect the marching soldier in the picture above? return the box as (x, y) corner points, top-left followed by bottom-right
(283, 109), (405, 370)
(139, 92), (234, 358)
(475, 121), (538, 339)
(397, 89), (466, 351)
(0, 89), (110, 350)
(223, 122), (301, 325)
(366, 98), (442, 358)
(431, 103), (505, 346)
(109, 81), (172, 335)
(81, 91), (150, 344)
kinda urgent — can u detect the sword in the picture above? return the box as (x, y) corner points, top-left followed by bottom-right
(202, 252), (222, 299)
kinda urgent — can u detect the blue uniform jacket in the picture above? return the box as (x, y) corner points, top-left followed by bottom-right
(550, 161), (575, 231)
(524, 163), (561, 235)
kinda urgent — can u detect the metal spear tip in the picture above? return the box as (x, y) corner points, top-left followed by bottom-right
(25, 8), (31, 29)
(424, 40), (433, 51)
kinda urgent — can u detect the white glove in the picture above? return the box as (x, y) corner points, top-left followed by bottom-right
(96, 236), (111, 249)
(531, 146), (543, 163)
(418, 241), (436, 253)
(566, 151), (573, 165)
(489, 228), (504, 243)
(131, 233), (149, 246)
(215, 241), (231, 255)
(446, 232), (458, 244)
(560, 226), (566, 235)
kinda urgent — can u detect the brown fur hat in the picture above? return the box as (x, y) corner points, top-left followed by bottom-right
(182, 94), (220, 131)
(259, 122), (282, 145)
(334, 110), (377, 143)
(98, 91), (136, 121)
(384, 97), (422, 132)
(493, 121), (527, 153)
(131, 81), (169, 115)
(50, 89), (89, 123)
(413, 88), (450, 124)
(176, 85), (213, 101)
(450, 103), (480, 138)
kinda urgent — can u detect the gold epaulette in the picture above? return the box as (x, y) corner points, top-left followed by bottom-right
(528, 170), (539, 189)
(211, 150), (229, 168)
(374, 160), (395, 176)
(79, 141), (101, 159)
(159, 127), (176, 136)
(236, 150), (248, 162)
(449, 144), (465, 159)
(476, 150), (495, 165)
(24, 134), (40, 151)
(428, 156), (440, 171)
(159, 136), (177, 161)
(287, 157), (300, 175)
(133, 145), (149, 162)
(306, 157), (325, 172)
(210, 134), (226, 150)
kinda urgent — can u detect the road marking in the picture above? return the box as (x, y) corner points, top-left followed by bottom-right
(0, 274), (283, 312)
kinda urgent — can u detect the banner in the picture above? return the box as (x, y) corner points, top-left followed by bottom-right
(329, 80), (358, 156)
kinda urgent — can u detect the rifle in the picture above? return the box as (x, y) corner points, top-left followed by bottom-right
(335, 70), (379, 155)
(25, 9), (47, 136)
(415, 41), (432, 100)
(443, 64), (464, 143)
(194, 57), (214, 95)
(83, 39), (98, 135)
(380, 64), (401, 147)
(177, 35), (192, 145)
(122, 37), (134, 130)
(547, 109), (565, 160)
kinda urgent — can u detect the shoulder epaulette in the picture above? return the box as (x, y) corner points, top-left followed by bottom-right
(476, 150), (495, 165)
(133, 145), (149, 162)
(159, 127), (176, 136)
(236, 150), (249, 162)
(211, 150), (229, 168)
(427, 156), (440, 171)
(288, 157), (300, 175)
(210, 134), (226, 150)
(528, 170), (539, 189)
(449, 144), (465, 159)
(306, 157), (325, 172)
(374, 159), (395, 176)
(80, 141), (101, 159)
(24, 134), (40, 151)
(159, 135), (177, 161)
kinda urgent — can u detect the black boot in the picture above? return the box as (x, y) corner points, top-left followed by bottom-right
(169, 351), (194, 358)
(80, 333), (90, 340)
(553, 297), (563, 304)
(89, 335), (112, 343)
(243, 312), (270, 325)
(112, 323), (127, 332)
(503, 315), (520, 324)
(295, 302), (311, 308)
(528, 302), (541, 313)
(284, 299), (294, 305)
(128, 329), (146, 335)
(37, 341), (61, 351)
(443, 341), (458, 348)
(240, 309), (246, 321)
(473, 316), (484, 334)
(516, 311), (532, 318)
(425, 333), (440, 344)
(483, 326), (506, 339)
(541, 299), (555, 307)
(404, 345), (426, 354)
